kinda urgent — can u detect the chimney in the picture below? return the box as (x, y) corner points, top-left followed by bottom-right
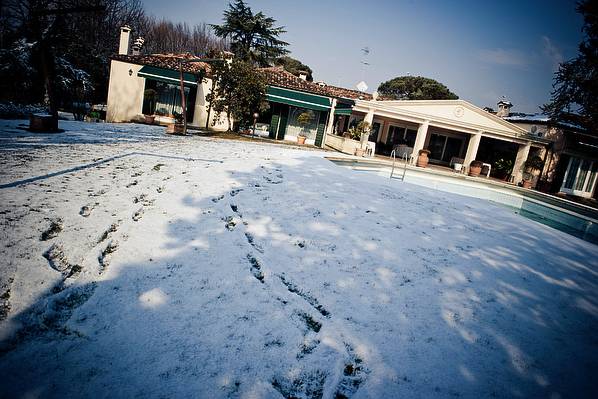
(496, 97), (513, 117)
(298, 71), (308, 81)
(118, 25), (131, 55)
(131, 36), (144, 55)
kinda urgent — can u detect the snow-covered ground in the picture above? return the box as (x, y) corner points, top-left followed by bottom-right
(0, 120), (597, 399)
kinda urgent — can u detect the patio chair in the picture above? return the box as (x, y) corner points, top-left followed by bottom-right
(393, 144), (413, 159)
(450, 157), (465, 173)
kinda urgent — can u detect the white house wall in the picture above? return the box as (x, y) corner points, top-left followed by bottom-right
(107, 60), (230, 131)
(191, 78), (230, 131)
(106, 60), (145, 123)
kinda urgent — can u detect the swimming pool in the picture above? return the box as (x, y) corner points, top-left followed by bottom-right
(329, 157), (598, 244)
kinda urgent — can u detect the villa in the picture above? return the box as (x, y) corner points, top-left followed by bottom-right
(106, 27), (597, 200)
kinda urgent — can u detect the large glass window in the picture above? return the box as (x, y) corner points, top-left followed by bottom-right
(386, 125), (417, 147)
(142, 79), (195, 121)
(286, 106), (320, 141)
(386, 125), (404, 145)
(428, 134), (464, 163)
(563, 158), (580, 189)
(405, 129), (417, 147)
(575, 160), (590, 191)
(369, 122), (381, 142)
(585, 163), (598, 193)
(562, 157), (598, 196)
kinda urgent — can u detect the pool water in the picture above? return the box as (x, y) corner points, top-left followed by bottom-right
(330, 158), (598, 245)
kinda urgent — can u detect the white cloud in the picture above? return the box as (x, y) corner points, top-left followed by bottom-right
(478, 48), (530, 68)
(541, 35), (563, 71)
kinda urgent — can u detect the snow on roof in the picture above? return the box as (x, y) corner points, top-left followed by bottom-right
(504, 113), (550, 123)
(505, 112), (586, 131)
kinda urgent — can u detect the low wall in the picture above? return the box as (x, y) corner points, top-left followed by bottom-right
(325, 134), (376, 157)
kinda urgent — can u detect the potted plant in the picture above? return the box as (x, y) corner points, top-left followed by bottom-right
(521, 155), (544, 188)
(144, 89), (157, 124)
(416, 149), (431, 167)
(469, 160), (483, 177)
(347, 121), (371, 156)
(166, 112), (185, 134)
(296, 111), (313, 144)
(493, 158), (513, 181)
(85, 110), (101, 123)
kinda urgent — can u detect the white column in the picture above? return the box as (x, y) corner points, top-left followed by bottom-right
(464, 131), (482, 168)
(364, 108), (375, 125)
(512, 142), (531, 182)
(325, 99), (337, 136)
(411, 120), (429, 163)
(360, 109), (375, 149)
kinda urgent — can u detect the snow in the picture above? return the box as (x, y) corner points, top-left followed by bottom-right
(0, 120), (597, 398)
(505, 113), (551, 122)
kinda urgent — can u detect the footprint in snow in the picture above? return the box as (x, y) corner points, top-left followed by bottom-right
(40, 219), (63, 241)
(79, 203), (98, 217)
(132, 208), (144, 221)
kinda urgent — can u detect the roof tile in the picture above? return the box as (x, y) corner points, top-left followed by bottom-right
(111, 53), (212, 76)
(259, 67), (372, 100)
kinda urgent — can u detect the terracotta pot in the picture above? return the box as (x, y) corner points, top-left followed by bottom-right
(166, 123), (185, 134)
(522, 180), (533, 189)
(144, 115), (155, 124)
(416, 152), (429, 168)
(297, 136), (306, 145)
(469, 165), (482, 177)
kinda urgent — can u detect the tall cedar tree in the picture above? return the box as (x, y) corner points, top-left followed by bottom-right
(377, 76), (459, 100)
(211, 0), (288, 66)
(542, 0), (598, 132)
(206, 59), (268, 130)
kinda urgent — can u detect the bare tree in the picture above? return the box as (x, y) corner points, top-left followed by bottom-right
(141, 18), (227, 56)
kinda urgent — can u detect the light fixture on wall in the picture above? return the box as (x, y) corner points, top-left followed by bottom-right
(128, 69), (133, 76)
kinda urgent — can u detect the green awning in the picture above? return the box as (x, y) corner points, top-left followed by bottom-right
(266, 86), (331, 111)
(138, 65), (199, 86)
(334, 107), (353, 115)
(334, 99), (354, 115)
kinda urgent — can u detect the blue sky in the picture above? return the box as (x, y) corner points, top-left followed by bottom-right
(143, 0), (583, 113)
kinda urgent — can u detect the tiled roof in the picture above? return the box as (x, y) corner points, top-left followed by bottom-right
(111, 53), (212, 76)
(260, 67), (372, 100)
(112, 55), (372, 101)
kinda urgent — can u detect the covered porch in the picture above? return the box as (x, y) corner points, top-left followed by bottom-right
(328, 99), (548, 183)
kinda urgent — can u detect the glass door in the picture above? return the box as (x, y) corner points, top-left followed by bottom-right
(369, 122), (381, 142)
(443, 137), (463, 163)
(428, 134), (445, 161)
(561, 157), (598, 197)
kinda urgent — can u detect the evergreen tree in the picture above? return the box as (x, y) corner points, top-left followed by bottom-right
(542, 0), (598, 131)
(211, 0), (288, 66)
(377, 76), (459, 100)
